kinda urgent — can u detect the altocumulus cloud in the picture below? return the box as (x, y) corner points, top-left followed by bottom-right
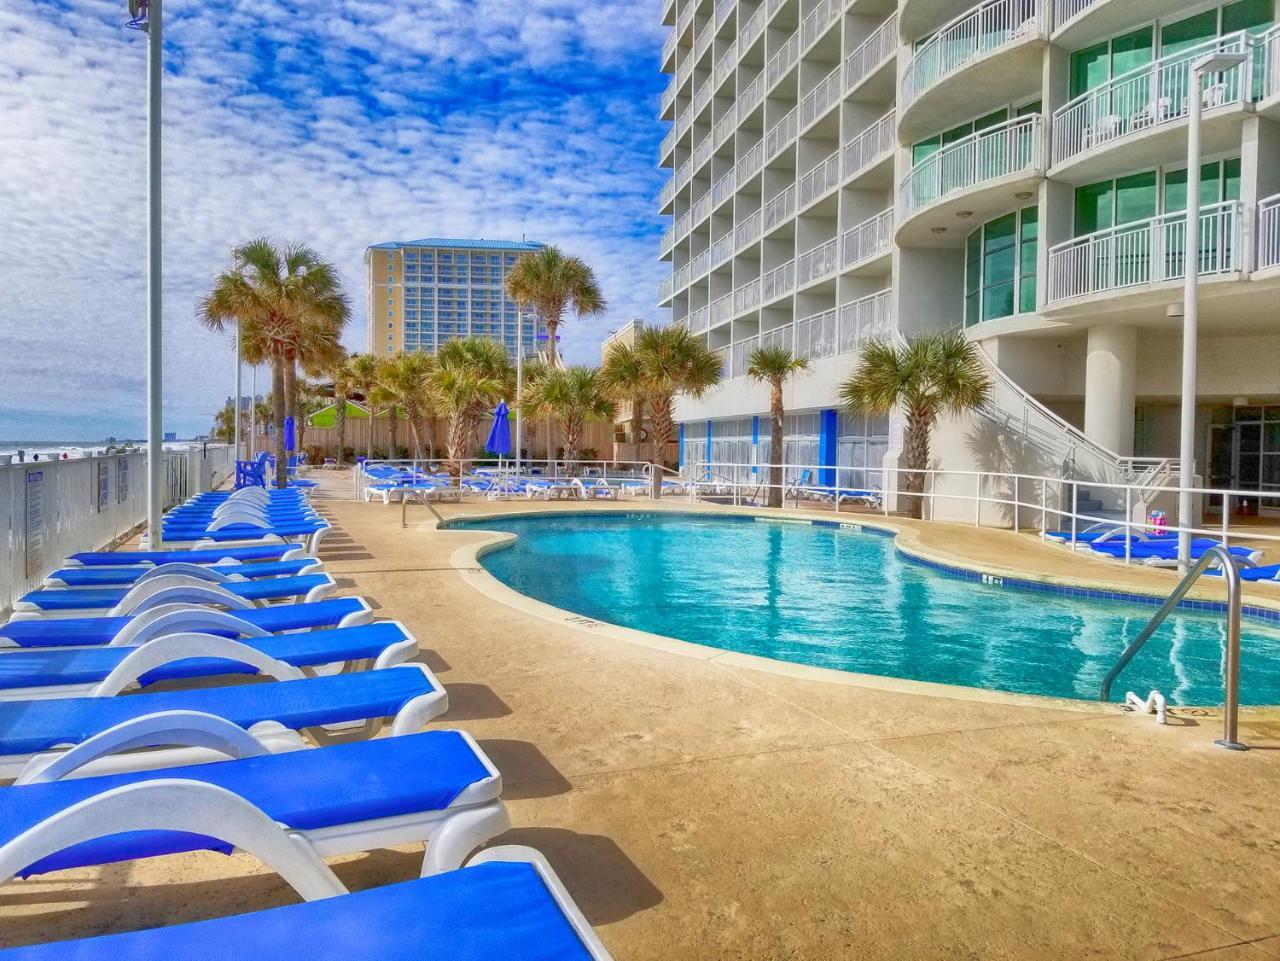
(0, 0), (668, 439)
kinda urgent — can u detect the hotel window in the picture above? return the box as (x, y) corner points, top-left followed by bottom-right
(909, 101), (1036, 168)
(963, 206), (1038, 326)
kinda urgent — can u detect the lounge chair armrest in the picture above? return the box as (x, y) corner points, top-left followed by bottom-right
(388, 664), (450, 736)
(0, 778), (347, 899)
(15, 710), (281, 784)
(93, 632), (306, 696)
(209, 504), (272, 524)
(108, 577), (254, 617)
(134, 562), (247, 585)
(108, 603), (271, 646)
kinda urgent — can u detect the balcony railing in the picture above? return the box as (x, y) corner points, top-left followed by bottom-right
(1052, 31), (1257, 167)
(711, 291), (734, 325)
(845, 14), (897, 93)
(762, 259), (795, 301)
(677, 56), (694, 87)
(900, 114), (1043, 218)
(767, 32), (800, 90)
(763, 184), (796, 232)
(739, 4), (766, 51)
(735, 208), (763, 250)
(903, 0), (1044, 107)
(1053, 0), (1096, 27)
(693, 134), (713, 171)
(1263, 25), (1280, 102)
(660, 223), (677, 255)
(677, 2), (695, 37)
(690, 303), (711, 333)
(731, 337), (754, 378)
(733, 278), (761, 313)
(662, 30), (678, 65)
(661, 124), (679, 158)
(658, 275), (674, 303)
(801, 0), (839, 49)
(716, 0), (734, 29)
(691, 248), (711, 279)
(843, 112), (895, 181)
(839, 289), (894, 352)
(695, 25), (713, 59)
(796, 237), (840, 286)
(842, 208), (894, 268)
(710, 234), (733, 266)
(714, 344), (730, 378)
(715, 42), (737, 86)
(714, 110), (736, 146)
(765, 106), (799, 158)
(800, 65), (842, 129)
(693, 192), (712, 225)
(712, 170), (735, 207)
(659, 177), (678, 209)
(736, 139), (764, 185)
(1260, 194), (1280, 271)
(798, 148), (841, 208)
(1046, 200), (1242, 303)
(661, 79), (678, 116)
(693, 80), (713, 118)
(738, 71), (766, 121)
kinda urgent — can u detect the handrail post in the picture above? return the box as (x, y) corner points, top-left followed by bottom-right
(1124, 486), (1132, 565)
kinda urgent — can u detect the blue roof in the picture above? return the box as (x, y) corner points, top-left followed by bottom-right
(368, 238), (544, 252)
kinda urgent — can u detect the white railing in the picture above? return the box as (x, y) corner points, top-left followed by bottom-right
(838, 289), (894, 352)
(691, 248), (711, 279)
(738, 3), (766, 50)
(710, 234), (733, 266)
(1259, 193), (1280, 271)
(794, 308), (838, 359)
(738, 71), (766, 120)
(1262, 25), (1280, 103)
(658, 274), (674, 302)
(1052, 31), (1256, 167)
(689, 303), (711, 333)
(1053, 0), (1096, 28)
(798, 148), (841, 208)
(674, 157), (693, 188)
(901, 114), (1043, 217)
(1047, 200), (1242, 303)
(800, 65), (842, 129)
(731, 336), (754, 378)
(715, 42), (737, 85)
(692, 79), (713, 117)
(736, 139), (764, 185)
(903, 0), (1044, 107)
(765, 105), (798, 157)
(677, 55), (695, 87)
(714, 109), (736, 146)
(693, 134), (714, 171)
(661, 79), (678, 117)
(660, 223), (677, 254)
(710, 291), (734, 324)
(767, 32), (800, 89)
(735, 208), (763, 249)
(661, 124), (679, 159)
(842, 208), (894, 268)
(677, 1), (695, 36)
(695, 25), (713, 59)
(845, 13), (897, 92)
(675, 209), (692, 239)
(716, 0), (734, 29)
(800, 0), (839, 49)
(734, 277), (761, 313)
(713, 345), (730, 377)
(758, 324), (793, 352)
(693, 192), (712, 224)
(842, 112), (895, 181)
(662, 29), (678, 64)
(762, 259), (795, 301)
(796, 237), (840, 286)
(763, 184), (796, 231)
(712, 170), (735, 206)
(659, 176), (678, 208)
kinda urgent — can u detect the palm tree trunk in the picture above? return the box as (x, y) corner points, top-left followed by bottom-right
(271, 359), (287, 488)
(544, 313), (560, 368)
(335, 392), (347, 466)
(426, 416), (437, 460)
(630, 397), (645, 448)
(366, 394), (373, 462)
(563, 416), (582, 468)
(387, 406), (399, 459)
(768, 381), (784, 509)
(650, 393), (675, 499)
(447, 412), (469, 476)
(902, 408), (932, 520)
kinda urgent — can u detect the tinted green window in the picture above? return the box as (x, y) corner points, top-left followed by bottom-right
(1016, 100), (1042, 116)
(1161, 10), (1218, 56)
(1110, 27), (1153, 78)
(1114, 171), (1158, 226)
(912, 136), (940, 165)
(981, 213), (1017, 321)
(1075, 181), (1114, 235)
(942, 122), (974, 145)
(1070, 42), (1108, 97)
(975, 108), (1009, 131)
(1163, 162), (1226, 213)
(1223, 0), (1272, 34)
(1018, 207), (1039, 313)
(1224, 157), (1242, 201)
(965, 231), (982, 327)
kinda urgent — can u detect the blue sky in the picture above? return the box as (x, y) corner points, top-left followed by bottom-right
(0, 0), (668, 440)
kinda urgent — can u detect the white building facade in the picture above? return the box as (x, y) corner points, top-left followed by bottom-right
(658, 0), (1280, 515)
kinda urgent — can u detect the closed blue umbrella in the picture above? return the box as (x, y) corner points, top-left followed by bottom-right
(486, 401), (512, 457)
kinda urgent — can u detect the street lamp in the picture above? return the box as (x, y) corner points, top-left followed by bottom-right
(1177, 48), (1246, 572)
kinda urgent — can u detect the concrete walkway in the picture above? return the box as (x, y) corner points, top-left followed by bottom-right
(5, 471), (1280, 959)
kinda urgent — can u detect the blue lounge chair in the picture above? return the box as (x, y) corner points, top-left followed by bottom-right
(1088, 540), (1262, 566)
(0, 848), (611, 960)
(1206, 562), (1280, 581)
(64, 543), (304, 567)
(0, 620), (421, 699)
(0, 596), (373, 649)
(0, 730), (507, 879)
(10, 573), (337, 619)
(0, 662), (447, 780)
(44, 558), (322, 587)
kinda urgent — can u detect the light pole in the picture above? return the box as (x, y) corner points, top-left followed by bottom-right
(1177, 49), (1246, 572)
(234, 323), (242, 461)
(250, 365), (257, 457)
(515, 310), (525, 476)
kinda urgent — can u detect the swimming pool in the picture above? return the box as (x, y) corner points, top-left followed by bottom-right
(453, 512), (1280, 706)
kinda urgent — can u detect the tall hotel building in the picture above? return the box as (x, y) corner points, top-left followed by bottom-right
(365, 238), (544, 361)
(658, 0), (1280, 514)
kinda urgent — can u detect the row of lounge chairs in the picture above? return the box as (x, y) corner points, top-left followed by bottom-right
(1043, 524), (1280, 582)
(0, 482), (613, 958)
(360, 462), (649, 504)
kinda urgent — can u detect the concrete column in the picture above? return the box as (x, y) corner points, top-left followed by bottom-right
(1083, 325), (1138, 456)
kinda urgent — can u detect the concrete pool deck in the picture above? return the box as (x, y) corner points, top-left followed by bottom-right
(6, 471), (1280, 959)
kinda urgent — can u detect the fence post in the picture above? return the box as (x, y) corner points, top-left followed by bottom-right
(974, 471), (981, 526)
(1070, 481), (1078, 547)
(1124, 485), (1132, 565)
(1222, 493), (1230, 549)
(1013, 475), (1019, 533)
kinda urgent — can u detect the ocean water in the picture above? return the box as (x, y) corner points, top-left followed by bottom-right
(453, 513), (1280, 706)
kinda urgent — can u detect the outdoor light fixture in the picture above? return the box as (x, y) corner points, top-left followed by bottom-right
(930, 226), (947, 234)
(1014, 191), (1034, 200)
(1193, 50), (1247, 74)
(955, 210), (973, 219)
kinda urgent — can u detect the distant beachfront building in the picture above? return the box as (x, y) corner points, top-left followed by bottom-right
(364, 238), (545, 362)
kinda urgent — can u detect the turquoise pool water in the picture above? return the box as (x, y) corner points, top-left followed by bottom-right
(453, 512), (1280, 705)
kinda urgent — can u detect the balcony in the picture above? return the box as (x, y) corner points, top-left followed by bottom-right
(735, 208), (763, 251)
(800, 65), (842, 131)
(1259, 194), (1280, 273)
(766, 32), (800, 91)
(713, 110), (736, 147)
(738, 4), (766, 52)
(842, 112), (896, 185)
(714, 42), (738, 88)
(900, 0), (1047, 141)
(735, 140), (764, 186)
(763, 185), (797, 232)
(1262, 26), (1280, 116)
(762, 259), (795, 302)
(796, 237), (840, 287)
(710, 291), (734, 326)
(712, 170), (735, 208)
(838, 290), (895, 352)
(898, 114), (1044, 243)
(715, 0), (734, 29)
(737, 72), (766, 122)
(660, 78), (678, 121)
(1051, 31), (1258, 177)
(842, 208), (894, 271)
(689, 303), (711, 333)
(844, 14), (897, 100)
(1046, 201), (1242, 309)
(764, 106), (799, 159)
(798, 148), (841, 209)
(800, 0), (841, 50)
(710, 234), (733, 268)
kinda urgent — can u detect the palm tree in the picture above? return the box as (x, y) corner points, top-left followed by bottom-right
(601, 325), (722, 497)
(198, 239), (350, 487)
(211, 402), (237, 443)
(505, 246), (605, 368)
(747, 345), (809, 509)
(521, 366), (617, 468)
(377, 352), (437, 459)
(596, 341), (647, 448)
(840, 333), (991, 519)
(348, 353), (381, 461)
(433, 338), (513, 474)
(327, 355), (357, 465)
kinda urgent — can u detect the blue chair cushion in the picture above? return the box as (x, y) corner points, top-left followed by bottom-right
(2, 731), (489, 875)
(49, 560), (315, 587)
(0, 860), (593, 960)
(67, 545), (293, 566)
(0, 667), (435, 757)
(18, 575), (330, 612)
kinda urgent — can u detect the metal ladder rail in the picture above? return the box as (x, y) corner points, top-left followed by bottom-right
(1098, 544), (1248, 751)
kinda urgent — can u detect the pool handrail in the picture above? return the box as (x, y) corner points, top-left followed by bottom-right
(1098, 544), (1249, 751)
